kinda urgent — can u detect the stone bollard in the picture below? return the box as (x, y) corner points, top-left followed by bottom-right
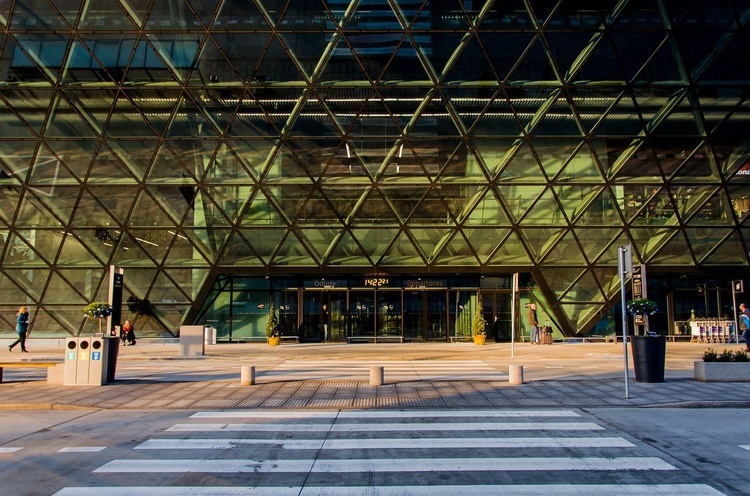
(509, 364), (524, 385)
(370, 365), (384, 387)
(241, 365), (256, 386)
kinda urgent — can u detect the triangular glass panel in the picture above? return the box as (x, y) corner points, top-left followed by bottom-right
(430, 138), (470, 179)
(0, 270), (32, 302)
(184, 190), (232, 228)
(163, 231), (210, 267)
(129, 229), (173, 264)
(350, 228), (399, 262)
(3, 267), (48, 299)
(700, 231), (747, 265)
(87, 145), (139, 184)
(591, 93), (644, 137)
(537, 139), (588, 180)
(33, 308), (77, 337)
(434, 230), (479, 266)
(379, 185), (426, 223)
(651, 96), (701, 136)
(227, 138), (275, 178)
(506, 37), (557, 82)
(205, 185), (252, 224)
(438, 183), (486, 224)
(670, 185), (722, 225)
(15, 193), (63, 227)
(43, 272), (87, 305)
(381, 142), (428, 179)
(189, 35), (245, 86)
(325, 230), (372, 267)
(472, 139), (520, 178)
(518, 227), (566, 263)
(316, 36), (370, 83)
(62, 39), (112, 85)
(379, 230), (424, 266)
(554, 185), (603, 224)
(675, 30), (725, 81)
(44, 140), (95, 179)
(0, 88), (50, 138)
(10, 34), (58, 83)
(181, 228), (230, 264)
(728, 185), (750, 224)
(70, 188), (120, 227)
(712, 102), (750, 138)
(147, 186), (197, 225)
(118, 88), (177, 136)
(319, 180), (364, 220)
(146, 143), (197, 184)
(629, 227), (683, 263)
(297, 188), (340, 224)
(611, 31), (669, 81)
(240, 192), (286, 226)
(298, 227), (340, 263)
(407, 227), (453, 263)
(286, 102), (342, 143)
(68, 228), (116, 264)
(217, 231), (263, 266)
(442, 35), (495, 83)
(254, 34), (306, 84)
(611, 145), (662, 184)
(149, 270), (190, 303)
(464, 228), (504, 263)
(630, 188), (677, 227)
(592, 231), (632, 266)
(648, 230), (694, 266)
(686, 188), (734, 226)
(9, 230), (54, 266)
(112, 232), (158, 267)
(539, 266), (581, 299)
(563, 270), (603, 303)
(264, 143), (315, 181)
(573, 189), (622, 226)
(519, 187), (561, 225)
(487, 231), (533, 266)
(161, 140), (211, 180)
(272, 231), (318, 266)
(378, 87), (431, 134)
(57, 269), (103, 302)
(574, 33), (627, 82)
(409, 189), (453, 225)
(240, 227), (285, 261)
(119, 267), (158, 298)
(44, 95), (97, 138)
(478, 31), (535, 82)
(104, 141), (149, 182)
(496, 142), (545, 182)
(57, 231), (105, 267)
(591, 266), (621, 300)
(463, 188), (511, 226)
(129, 190), (178, 227)
(540, 230), (586, 266)
(350, 188), (401, 226)
(544, 32), (599, 81)
(677, 142), (723, 183)
(685, 227), (732, 263)
(497, 184), (545, 223)
(205, 144), (253, 184)
(574, 227), (623, 264)
(279, 31), (339, 79)
(263, 184), (311, 224)
(632, 39), (682, 82)
(216, 1), (270, 30)
(655, 140), (706, 180)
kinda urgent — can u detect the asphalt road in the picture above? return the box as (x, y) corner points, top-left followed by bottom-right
(0, 407), (746, 495)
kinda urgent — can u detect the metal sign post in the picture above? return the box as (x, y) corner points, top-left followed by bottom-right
(618, 245), (633, 399)
(511, 272), (519, 358)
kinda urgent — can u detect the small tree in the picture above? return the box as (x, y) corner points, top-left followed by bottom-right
(472, 297), (486, 336)
(265, 302), (279, 338)
(83, 301), (112, 335)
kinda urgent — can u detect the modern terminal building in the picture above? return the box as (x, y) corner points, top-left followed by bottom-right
(1, 1), (749, 342)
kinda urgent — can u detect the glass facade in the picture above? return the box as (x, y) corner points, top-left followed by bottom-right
(1, 1), (749, 338)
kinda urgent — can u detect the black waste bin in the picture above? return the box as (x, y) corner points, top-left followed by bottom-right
(630, 335), (666, 383)
(104, 336), (119, 383)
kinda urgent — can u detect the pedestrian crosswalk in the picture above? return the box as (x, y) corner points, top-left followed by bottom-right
(54, 409), (726, 495)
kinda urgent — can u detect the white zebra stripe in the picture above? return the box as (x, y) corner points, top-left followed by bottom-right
(94, 456), (675, 473)
(135, 436), (635, 450)
(166, 421), (604, 432)
(53, 485), (726, 496)
(189, 409), (580, 419)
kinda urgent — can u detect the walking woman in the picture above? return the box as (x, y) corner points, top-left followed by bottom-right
(8, 306), (29, 352)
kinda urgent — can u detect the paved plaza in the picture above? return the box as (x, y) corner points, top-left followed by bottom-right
(2, 340), (749, 410)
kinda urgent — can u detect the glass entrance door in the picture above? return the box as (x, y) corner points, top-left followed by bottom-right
(349, 291), (375, 338)
(376, 291), (402, 339)
(301, 291), (347, 342)
(403, 290), (447, 340)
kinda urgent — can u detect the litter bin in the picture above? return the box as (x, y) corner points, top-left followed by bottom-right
(631, 335), (666, 383)
(63, 337), (80, 385)
(204, 325), (217, 346)
(179, 325), (205, 357)
(103, 336), (119, 383)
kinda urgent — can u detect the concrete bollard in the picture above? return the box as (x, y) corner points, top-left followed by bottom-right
(241, 365), (256, 386)
(370, 365), (384, 386)
(509, 364), (524, 385)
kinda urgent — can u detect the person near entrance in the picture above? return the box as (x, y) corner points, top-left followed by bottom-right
(8, 306), (29, 353)
(740, 303), (750, 350)
(321, 304), (329, 341)
(527, 303), (540, 344)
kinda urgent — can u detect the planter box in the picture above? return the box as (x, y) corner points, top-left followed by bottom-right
(694, 361), (750, 382)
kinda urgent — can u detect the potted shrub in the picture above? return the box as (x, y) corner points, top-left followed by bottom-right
(83, 301), (113, 335)
(472, 299), (487, 345)
(265, 302), (280, 346)
(626, 298), (665, 383)
(694, 348), (750, 382)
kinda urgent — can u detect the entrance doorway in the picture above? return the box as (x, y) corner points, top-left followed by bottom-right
(301, 291), (346, 342)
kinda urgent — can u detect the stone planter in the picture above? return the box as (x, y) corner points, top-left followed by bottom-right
(694, 361), (750, 382)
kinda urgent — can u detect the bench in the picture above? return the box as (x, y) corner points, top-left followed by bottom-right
(449, 335), (473, 343)
(0, 361), (62, 383)
(347, 336), (405, 343)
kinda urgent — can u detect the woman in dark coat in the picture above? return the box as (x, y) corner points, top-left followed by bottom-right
(8, 306), (29, 352)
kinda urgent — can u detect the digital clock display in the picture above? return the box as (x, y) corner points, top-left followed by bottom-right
(364, 278), (389, 287)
